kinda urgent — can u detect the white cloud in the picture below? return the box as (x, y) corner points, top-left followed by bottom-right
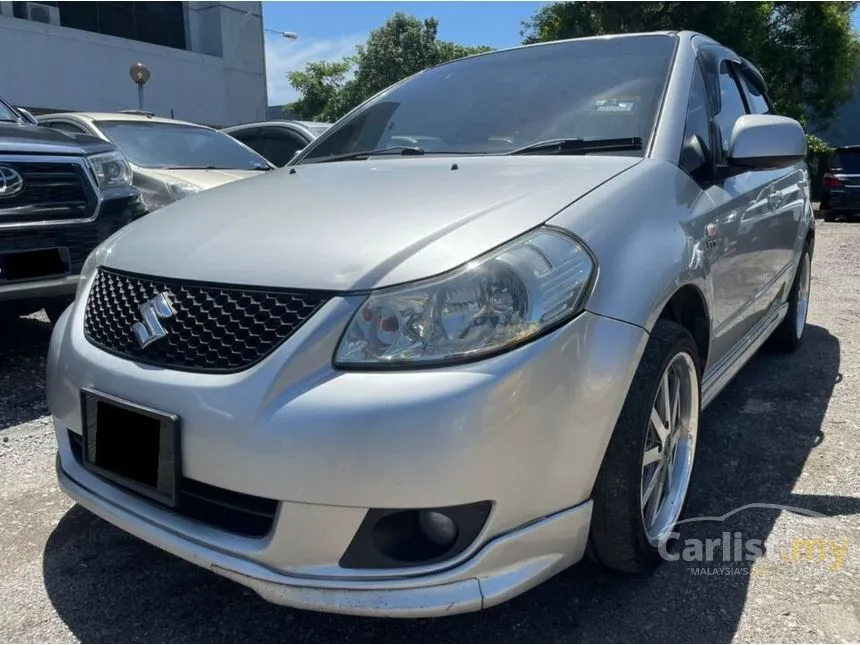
(265, 32), (367, 106)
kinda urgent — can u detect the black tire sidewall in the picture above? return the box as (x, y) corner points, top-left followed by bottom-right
(590, 320), (702, 573)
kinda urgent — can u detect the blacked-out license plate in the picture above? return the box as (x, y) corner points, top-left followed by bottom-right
(80, 388), (180, 507)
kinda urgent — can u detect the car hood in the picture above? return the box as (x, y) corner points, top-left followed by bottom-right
(100, 155), (640, 291)
(0, 121), (113, 155)
(137, 167), (266, 190)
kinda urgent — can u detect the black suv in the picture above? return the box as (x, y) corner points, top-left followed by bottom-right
(820, 145), (860, 222)
(0, 96), (145, 324)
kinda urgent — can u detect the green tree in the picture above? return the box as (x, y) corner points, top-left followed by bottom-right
(521, 2), (860, 130)
(286, 12), (492, 121)
(285, 60), (352, 123)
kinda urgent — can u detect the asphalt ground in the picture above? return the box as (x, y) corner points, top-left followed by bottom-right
(1, 219), (858, 643)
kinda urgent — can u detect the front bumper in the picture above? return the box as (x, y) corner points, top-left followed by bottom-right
(0, 189), (143, 306)
(48, 297), (647, 616)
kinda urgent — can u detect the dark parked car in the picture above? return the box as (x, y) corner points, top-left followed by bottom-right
(0, 96), (144, 323)
(820, 145), (860, 221)
(222, 120), (331, 167)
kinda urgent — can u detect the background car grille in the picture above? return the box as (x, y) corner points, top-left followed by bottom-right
(84, 267), (330, 373)
(0, 160), (95, 224)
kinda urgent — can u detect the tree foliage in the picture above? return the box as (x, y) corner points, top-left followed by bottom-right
(286, 13), (492, 122)
(521, 2), (860, 131)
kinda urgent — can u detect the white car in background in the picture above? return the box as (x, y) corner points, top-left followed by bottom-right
(37, 111), (274, 211)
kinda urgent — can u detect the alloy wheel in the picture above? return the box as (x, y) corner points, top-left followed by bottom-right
(640, 352), (699, 546)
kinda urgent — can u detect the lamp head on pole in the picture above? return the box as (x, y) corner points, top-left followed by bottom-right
(129, 62), (151, 86)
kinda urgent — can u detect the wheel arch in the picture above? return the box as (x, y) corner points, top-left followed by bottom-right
(655, 283), (711, 372)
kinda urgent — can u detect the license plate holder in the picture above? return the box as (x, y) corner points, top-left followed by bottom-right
(0, 247), (69, 282)
(80, 388), (180, 507)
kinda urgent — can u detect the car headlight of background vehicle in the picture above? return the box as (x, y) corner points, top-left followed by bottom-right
(87, 151), (132, 188)
(334, 228), (595, 367)
(166, 180), (202, 202)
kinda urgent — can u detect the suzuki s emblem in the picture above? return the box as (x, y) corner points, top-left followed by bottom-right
(0, 166), (24, 199)
(132, 292), (176, 348)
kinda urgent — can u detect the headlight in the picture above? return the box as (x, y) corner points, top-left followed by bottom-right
(334, 228), (594, 367)
(167, 181), (202, 202)
(87, 151), (132, 188)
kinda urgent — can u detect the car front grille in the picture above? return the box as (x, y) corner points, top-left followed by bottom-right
(83, 267), (330, 373)
(67, 430), (278, 537)
(0, 159), (96, 224)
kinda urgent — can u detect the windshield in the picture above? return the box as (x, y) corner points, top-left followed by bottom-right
(299, 34), (676, 162)
(95, 121), (271, 170)
(0, 98), (20, 123)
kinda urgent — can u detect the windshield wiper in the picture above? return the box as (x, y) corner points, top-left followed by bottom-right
(305, 146), (426, 164)
(506, 137), (643, 156)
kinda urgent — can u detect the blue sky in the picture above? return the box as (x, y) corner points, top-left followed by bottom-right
(262, 1), (860, 105)
(262, 1), (545, 104)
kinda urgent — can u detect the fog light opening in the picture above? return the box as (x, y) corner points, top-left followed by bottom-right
(418, 510), (458, 546)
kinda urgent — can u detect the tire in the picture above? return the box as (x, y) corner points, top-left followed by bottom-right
(589, 320), (702, 574)
(822, 211), (836, 222)
(769, 244), (812, 353)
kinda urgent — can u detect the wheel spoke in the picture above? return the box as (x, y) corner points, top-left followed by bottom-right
(661, 370), (671, 425)
(642, 460), (663, 510)
(647, 474), (665, 526)
(671, 373), (681, 431)
(650, 407), (669, 446)
(643, 445), (662, 467)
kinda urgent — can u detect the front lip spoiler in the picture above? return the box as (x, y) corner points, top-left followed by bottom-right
(56, 454), (593, 618)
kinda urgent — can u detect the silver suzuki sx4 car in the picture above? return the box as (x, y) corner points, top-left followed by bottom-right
(47, 31), (813, 617)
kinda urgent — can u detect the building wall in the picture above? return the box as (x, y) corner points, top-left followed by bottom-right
(0, 1), (267, 127)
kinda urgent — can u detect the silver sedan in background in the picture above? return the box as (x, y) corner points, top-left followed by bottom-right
(37, 112), (273, 211)
(47, 31), (812, 617)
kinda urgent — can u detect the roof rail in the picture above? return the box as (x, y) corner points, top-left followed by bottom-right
(117, 109), (155, 117)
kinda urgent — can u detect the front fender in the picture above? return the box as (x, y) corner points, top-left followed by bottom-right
(549, 159), (713, 334)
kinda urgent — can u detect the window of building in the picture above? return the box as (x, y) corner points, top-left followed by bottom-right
(13, 1), (187, 51)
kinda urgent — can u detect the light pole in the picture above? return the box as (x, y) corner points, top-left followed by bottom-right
(264, 28), (298, 40)
(129, 62), (151, 111)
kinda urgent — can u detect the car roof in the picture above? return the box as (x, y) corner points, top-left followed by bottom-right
(223, 120), (331, 131)
(38, 111), (211, 129)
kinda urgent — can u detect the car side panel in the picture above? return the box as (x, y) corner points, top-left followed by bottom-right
(547, 159), (718, 369)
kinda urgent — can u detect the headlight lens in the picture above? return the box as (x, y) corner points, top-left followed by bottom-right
(87, 151), (132, 188)
(167, 181), (202, 202)
(334, 228), (594, 367)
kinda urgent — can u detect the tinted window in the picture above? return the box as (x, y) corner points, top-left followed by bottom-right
(680, 63), (712, 178)
(229, 129), (266, 157)
(0, 99), (19, 122)
(738, 71), (772, 115)
(96, 121), (271, 170)
(261, 129), (307, 167)
(714, 62), (748, 154)
(301, 35), (677, 161)
(830, 151), (860, 174)
(46, 121), (88, 134)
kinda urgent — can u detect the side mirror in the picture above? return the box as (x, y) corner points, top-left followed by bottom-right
(727, 114), (806, 171)
(16, 107), (38, 126)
